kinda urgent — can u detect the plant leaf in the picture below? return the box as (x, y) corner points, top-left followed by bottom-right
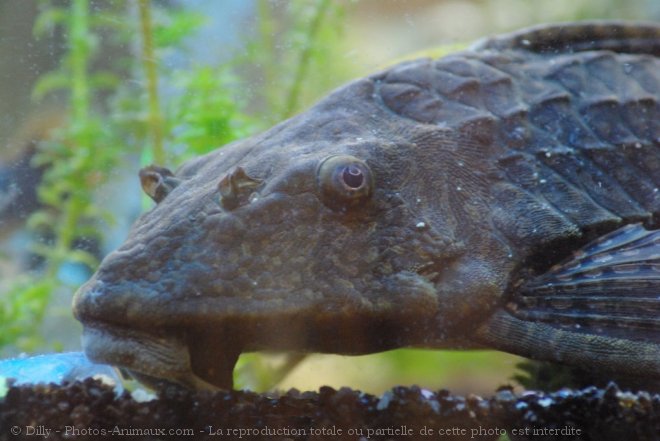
(33, 7), (68, 38)
(32, 71), (70, 101)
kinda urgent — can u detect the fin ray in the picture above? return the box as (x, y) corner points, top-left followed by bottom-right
(508, 223), (660, 343)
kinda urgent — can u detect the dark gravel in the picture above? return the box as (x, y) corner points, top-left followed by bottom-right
(1, 379), (658, 441)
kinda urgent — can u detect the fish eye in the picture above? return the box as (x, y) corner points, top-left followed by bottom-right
(317, 155), (373, 210)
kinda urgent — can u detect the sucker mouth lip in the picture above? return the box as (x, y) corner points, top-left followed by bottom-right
(80, 325), (221, 391)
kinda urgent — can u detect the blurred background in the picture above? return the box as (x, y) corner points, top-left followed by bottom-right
(1, 0), (658, 395)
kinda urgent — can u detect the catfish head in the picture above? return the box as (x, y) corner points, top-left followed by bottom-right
(73, 76), (511, 390)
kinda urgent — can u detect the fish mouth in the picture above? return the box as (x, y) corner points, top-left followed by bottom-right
(81, 325), (239, 391)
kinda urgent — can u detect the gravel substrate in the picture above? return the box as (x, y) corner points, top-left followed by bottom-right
(1, 379), (658, 441)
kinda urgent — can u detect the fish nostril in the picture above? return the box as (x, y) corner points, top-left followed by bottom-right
(217, 166), (263, 210)
(139, 165), (181, 203)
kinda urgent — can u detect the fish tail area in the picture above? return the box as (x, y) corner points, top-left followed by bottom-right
(473, 21), (660, 56)
(475, 309), (660, 379)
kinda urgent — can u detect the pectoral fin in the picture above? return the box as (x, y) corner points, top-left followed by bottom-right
(476, 223), (660, 377)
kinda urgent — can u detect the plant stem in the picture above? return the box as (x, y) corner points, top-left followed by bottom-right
(47, 0), (91, 278)
(138, 0), (165, 165)
(70, 0), (90, 127)
(257, 0), (277, 119)
(49, 197), (85, 279)
(282, 0), (331, 119)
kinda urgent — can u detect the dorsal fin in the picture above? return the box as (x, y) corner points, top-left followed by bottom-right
(472, 21), (660, 56)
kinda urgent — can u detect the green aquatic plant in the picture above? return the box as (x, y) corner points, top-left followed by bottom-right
(0, 0), (350, 368)
(168, 66), (258, 161)
(0, 0), (136, 356)
(240, 0), (349, 127)
(280, 0), (335, 119)
(1, 0), (125, 354)
(138, 0), (165, 166)
(0, 277), (54, 352)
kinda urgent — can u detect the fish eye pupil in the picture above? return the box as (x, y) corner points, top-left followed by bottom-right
(317, 155), (373, 210)
(342, 165), (364, 189)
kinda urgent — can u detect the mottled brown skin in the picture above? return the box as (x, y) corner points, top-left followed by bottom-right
(73, 22), (660, 390)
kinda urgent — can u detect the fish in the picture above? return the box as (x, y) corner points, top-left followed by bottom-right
(73, 21), (659, 390)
